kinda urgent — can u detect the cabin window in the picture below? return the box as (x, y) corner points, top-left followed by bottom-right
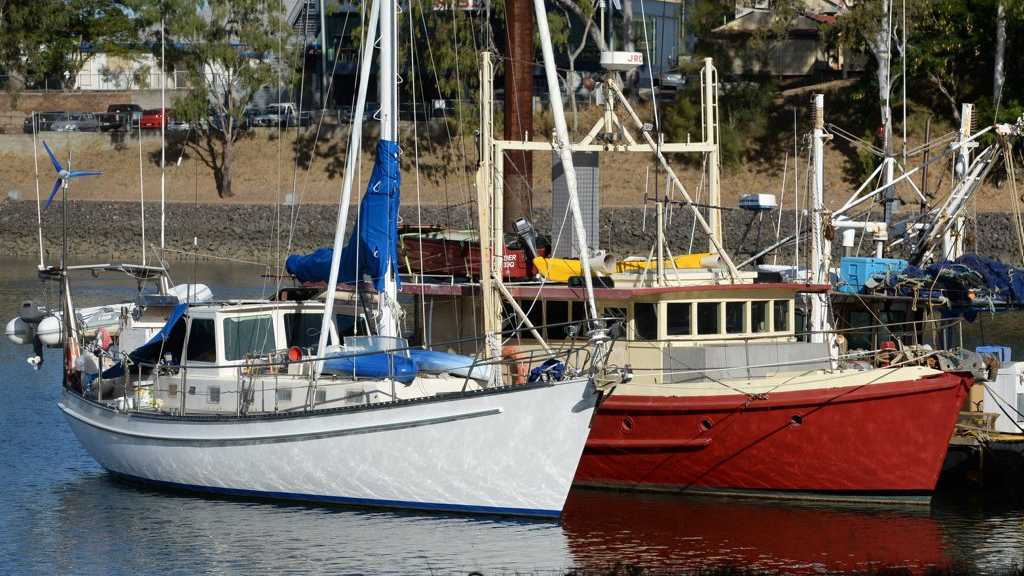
(571, 301), (586, 336)
(697, 302), (720, 335)
(666, 303), (692, 336)
(751, 301), (769, 333)
(276, 388), (292, 402)
(603, 307), (627, 338)
(634, 303), (658, 341)
(335, 314), (357, 337)
(224, 315), (276, 361)
(186, 318), (217, 362)
(207, 386), (221, 404)
(773, 300), (791, 332)
(726, 302), (745, 334)
(546, 301), (569, 340)
(284, 313), (328, 349)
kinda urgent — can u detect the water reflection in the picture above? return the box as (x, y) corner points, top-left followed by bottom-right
(563, 490), (950, 573)
(5, 257), (1024, 574)
(25, 474), (572, 575)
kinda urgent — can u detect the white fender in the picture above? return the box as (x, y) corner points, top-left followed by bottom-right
(37, 315), (63, 347)
(5, 317), (33, 345)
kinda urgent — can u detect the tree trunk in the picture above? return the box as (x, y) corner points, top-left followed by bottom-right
(867, 0), (893, 160)
(221, 134), (235, 198)
(994, 0), (1007, 109)
(569, 60), (578, 134)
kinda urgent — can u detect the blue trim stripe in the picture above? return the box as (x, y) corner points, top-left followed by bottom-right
(110, 472), (562, 519)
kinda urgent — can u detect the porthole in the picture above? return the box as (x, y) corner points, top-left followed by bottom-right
(700, 418), (714, 431)
(622, 417), (635, 432)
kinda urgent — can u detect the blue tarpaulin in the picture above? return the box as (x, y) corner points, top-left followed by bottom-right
(286, 140), (402, 290)
(872, 254), (1024, 314)
(322, 351), (417, 384)
(101, 303), (188, 378)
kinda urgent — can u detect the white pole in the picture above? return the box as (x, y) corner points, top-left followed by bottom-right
(376, 0), (399, 338)
(314, 0), (380, 374)
(810, 94), (831, 354)
(139, 122), (147, 266)
(31, 113), (44, 269)
(160, 15), (167, 250)
(533, 0), (600, 323)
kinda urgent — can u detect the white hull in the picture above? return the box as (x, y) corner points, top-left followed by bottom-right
(60, 378), (597, 517)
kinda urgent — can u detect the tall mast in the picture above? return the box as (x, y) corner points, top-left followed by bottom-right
(320, 0), (329, 107)
(314, 0), (381, 373)
(160, 14), (167, 251)
(377, 0), (399, 337)
(502, 0), (533, 230)
(809, 94), (830, 347)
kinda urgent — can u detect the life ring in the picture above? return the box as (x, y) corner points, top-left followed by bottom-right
(502, 345), (528, 385)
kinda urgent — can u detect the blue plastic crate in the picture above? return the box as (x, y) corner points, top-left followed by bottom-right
(977, 345), (1012, 363)
(838, 257), (908, 294)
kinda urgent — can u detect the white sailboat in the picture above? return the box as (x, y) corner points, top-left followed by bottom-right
(49, 0), (606, 517)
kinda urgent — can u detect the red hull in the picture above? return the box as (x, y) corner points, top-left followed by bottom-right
(401, 235), (539, 281)
(576, 372), (971, 497)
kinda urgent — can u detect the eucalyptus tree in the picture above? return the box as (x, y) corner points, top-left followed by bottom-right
(162, 0), (293, 198)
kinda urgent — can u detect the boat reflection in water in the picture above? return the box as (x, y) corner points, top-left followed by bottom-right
(562, 490), (951, 573)
(18, 462), (1024, 574)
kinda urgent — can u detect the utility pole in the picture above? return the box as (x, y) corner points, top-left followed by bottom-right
(503, 0), (534, 231)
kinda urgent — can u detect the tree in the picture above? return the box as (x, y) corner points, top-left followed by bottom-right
(1, 0), (141, 90)
(546, 0), (595, 134)
(163, 0), (291, 198)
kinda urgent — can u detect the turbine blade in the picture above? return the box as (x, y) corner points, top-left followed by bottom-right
(42, 141), (63, 174)
(68, 170), (102, 178)
(44, 178), (62, 210)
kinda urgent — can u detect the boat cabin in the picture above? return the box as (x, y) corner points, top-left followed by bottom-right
(402, 279), (832, 386)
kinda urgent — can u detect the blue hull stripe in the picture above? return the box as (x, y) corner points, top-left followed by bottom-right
(110, 472), (562, 519)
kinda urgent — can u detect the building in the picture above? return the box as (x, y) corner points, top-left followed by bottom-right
(710, 0), (860, 77)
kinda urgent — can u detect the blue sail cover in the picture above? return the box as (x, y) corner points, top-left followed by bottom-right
(285, 140), (402, 290)
(101, 303), (189, 378)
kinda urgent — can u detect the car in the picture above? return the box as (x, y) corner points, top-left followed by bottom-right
(53, 112), (100, 132)
(22, 111), (66, 133)
(139, 108), (171, 130)
(107, 104), (143, 131)
(252, 103), (311, 127)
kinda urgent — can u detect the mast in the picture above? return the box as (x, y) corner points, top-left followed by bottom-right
(313, 0), (380, 373)
(809, 94), (830, 347)
(377, 0), (399, 338)
(31, 113), (44, 269)
(944, 103), (973, 260)
(503, 0), (534, 230)
(703, 58), (723, 253)
(533, 0), (600, 324)
(160, 14), (167, 251)
(320, 0), (329, 107)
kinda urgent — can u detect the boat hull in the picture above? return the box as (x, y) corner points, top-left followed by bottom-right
(575, 372), (970, 500)
(60, 378), (597, 517)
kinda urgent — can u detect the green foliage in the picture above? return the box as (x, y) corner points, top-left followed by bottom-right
(662, 78), (777, 167)
(1, 0), (144, 90)
(162, 0), (292, 198)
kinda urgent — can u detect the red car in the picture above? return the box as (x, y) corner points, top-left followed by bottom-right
(139, 108), (170, 129)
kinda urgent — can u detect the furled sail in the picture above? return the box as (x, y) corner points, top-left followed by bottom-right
(286, 140), (401, 289)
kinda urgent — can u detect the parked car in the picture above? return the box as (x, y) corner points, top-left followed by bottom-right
(22, 111), (66, 134)
(107, 103), (143, 131)
(140, 108), (170, 130)
(53, 112), (100, 132)
(252, 103), (311, 127)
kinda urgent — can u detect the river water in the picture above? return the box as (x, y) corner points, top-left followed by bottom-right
(2, 257), (1024, 575)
